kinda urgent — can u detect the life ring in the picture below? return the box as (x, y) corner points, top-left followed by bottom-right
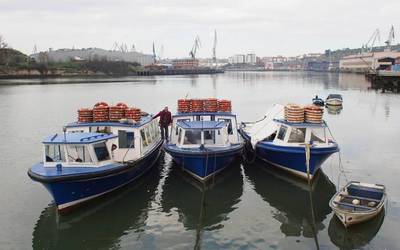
(94, 101), (109, 107)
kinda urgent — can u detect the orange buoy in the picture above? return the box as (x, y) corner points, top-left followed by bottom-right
(218, 99), (232, 112)
(93, 102), (109, 122)
(125, 107), (142, 122)
(284, 104), (304, 123)
(204, 98), (218, 112)
(304, 105), (324, 123)
(78, 108), (93, 123)
(177, 99), (192, 113)
(191, 99), (204, 112)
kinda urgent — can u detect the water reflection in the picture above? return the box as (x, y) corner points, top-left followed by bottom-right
(161, 163), (243, 235)
(244, 162), (336, 238)
(32, 165), (162, 250)
(328, 210), (385, 249)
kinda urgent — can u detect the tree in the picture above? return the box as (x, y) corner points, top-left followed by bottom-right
(0, 35), (8, 49)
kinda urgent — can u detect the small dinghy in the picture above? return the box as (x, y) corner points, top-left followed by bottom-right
(325, 94), (343, 106)
(329, 181), (387, 227)
(312, 95), (324, 106)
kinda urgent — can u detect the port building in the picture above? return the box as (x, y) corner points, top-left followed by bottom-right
(339, 50), (400, 73)
(30, 48), (154, 66)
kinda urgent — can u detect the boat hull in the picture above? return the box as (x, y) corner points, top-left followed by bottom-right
(28, 140), (163, 211)
(325, 99), (343, 106)
(255, 142), (338, 180)
(164, 144), (243, 181)
(332, 206), (385, 227)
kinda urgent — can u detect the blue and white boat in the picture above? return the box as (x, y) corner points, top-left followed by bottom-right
(28, 115), (163, 211)
(164, 112), (244, 181)
(239, 104), (339, 180)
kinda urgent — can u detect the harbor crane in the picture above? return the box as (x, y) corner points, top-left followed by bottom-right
(152, 42), (157, 63)
(362, 29), (380, 53)
(189, 35), (201, 59)
(384, 25), (395, 50)
(212, 30), (217, 67)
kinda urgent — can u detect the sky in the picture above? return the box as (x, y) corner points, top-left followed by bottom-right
(1, 0), (400, 58)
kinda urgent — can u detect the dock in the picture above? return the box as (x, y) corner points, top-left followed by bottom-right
(365, 71), (400, 92)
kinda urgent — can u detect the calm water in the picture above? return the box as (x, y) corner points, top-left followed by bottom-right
(1, 72), (399, 250)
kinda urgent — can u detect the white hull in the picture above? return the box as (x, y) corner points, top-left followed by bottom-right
(333, 205), (385, 227)
(325, 99), (342, 106)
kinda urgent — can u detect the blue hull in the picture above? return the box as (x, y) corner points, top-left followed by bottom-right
(164, 144), (243, 181)
(256, 142), (338, 179)
(28, 141), (163, 210)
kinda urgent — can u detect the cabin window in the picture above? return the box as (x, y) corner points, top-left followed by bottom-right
(118, 130), (135, 148)
(195, 115), (201, 121)
(45, 144), (66, 162)
(95, 126), (111, 134)
(288, 128), (306, 143)
(210, 115), (215, 121)
(203, 130), (216, 144)
(176, 119), (190, 135)
(218, 118), (233, 134)
(311, 129), (326, 143)
(93, 142), (110, 161)
(183, 130), (202, 145)
(66, 145), (92, 163)
(145, 127), (152, 144)
(140, 129), (148, 147)
(178, 128), (183, 144)
(277, 125), (288, 140)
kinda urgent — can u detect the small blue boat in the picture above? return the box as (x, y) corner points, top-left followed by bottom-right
(312, 95), (325, 106)
(164, 112), (244, 181)
(239, 104), (339, 180)
(28, 115), (163, 211)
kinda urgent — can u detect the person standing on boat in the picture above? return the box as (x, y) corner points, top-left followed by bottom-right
(153, 107), (172, 140)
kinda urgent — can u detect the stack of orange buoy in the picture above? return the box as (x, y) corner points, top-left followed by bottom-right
(191, 99), (204, 112)
(177, 99), (192, 113)
(218, 99), (232, 112)
(204, 98), (218, 112)
(93, 102), (109, 122)
(304, 105), (324, 123)
(109, 102), (128, 122)
(284, 104), (304, 123)
(78, 108), (93, 123)
(125, 107), (142, 122)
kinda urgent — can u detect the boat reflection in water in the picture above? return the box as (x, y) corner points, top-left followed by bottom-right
(161, 162), (243, 247)
(32, 164), (162, 250)
(244, 161), (336, 238)
(328, 209), (385, 249)
(326, 105), (343, 115)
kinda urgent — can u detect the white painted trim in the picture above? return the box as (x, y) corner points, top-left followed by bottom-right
(260, 158), (314, 180)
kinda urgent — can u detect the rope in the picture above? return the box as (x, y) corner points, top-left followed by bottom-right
(242, 141), (257, 164)
(326, 125), (349, 188)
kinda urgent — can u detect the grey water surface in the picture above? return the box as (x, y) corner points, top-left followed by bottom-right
(0, 72), (399, 249)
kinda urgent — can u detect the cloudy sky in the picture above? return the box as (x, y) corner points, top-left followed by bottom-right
(1, 0), (400, 58)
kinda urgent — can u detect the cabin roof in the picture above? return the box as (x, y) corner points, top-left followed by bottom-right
(43, 132), (117, 144)
(274, 119), (328, 128)
(177, 120), (227, 130)
(327, 94), (342, 100)
(65, 115), (153, 128)
(173, 112), (236, 117)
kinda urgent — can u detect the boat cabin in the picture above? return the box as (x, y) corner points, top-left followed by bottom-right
(42, 133), (117, 167)
(171, 112), (240, 144)
(64, 115), (161, 162)
(269, 119), (334, 147)
(170, 120), (232, 148)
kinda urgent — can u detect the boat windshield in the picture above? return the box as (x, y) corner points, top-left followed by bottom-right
(288, 127), (306, 143)
(93, 142), (110, 161)
(328, 94), (342, 100)
(45, 144), (66, 162)
(183, 130), (202, 145)
(65, 145), (93, 163)
(310, 128), (326, 143)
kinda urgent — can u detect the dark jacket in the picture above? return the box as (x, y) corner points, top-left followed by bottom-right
(153, 110), (172, 126)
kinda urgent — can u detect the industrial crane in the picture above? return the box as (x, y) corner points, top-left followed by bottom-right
(384, 25), (395, 50)
(212, 30), (217, 67)
(363, 29), (380, 53)
(189, 36), (201, 59)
